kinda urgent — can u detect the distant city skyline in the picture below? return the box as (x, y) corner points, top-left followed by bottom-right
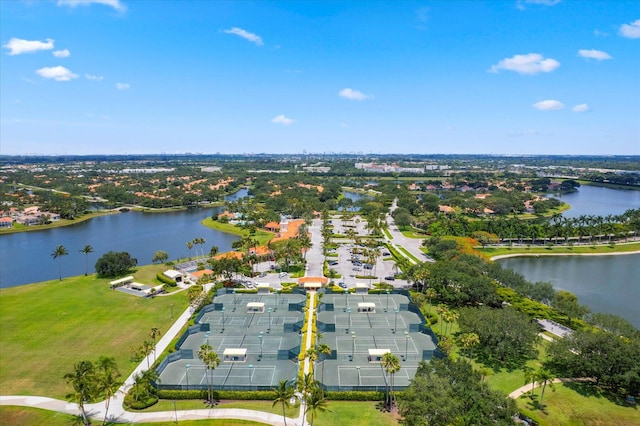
(1, 0), (638, 155)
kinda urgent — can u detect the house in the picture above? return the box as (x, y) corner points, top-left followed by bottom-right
(438, 205), (455, 214)
(264, 221), (281, 232)
(163, 269), (185, 283)
(0, 217), (13, 228)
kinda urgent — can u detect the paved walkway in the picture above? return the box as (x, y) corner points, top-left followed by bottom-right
(385, 199), (434, 264)
(508, 377), (594, 399)
(1, 221), (329, 425)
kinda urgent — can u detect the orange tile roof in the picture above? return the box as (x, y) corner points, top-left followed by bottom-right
(298, 276), (329, 284)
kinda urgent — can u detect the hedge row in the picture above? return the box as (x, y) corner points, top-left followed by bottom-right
(124, 394), (159, 410)
(325, 391), (385, 401)
(157, 389), (277, 401)
(156, 272), (177, 286)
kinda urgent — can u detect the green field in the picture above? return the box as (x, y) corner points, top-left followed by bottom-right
(0, 265), (189, 398)
(516, 383), (640, 426)
(201, 218), (274, 246)
(310, 401), (399, 426)
(478, 241), (640, 258)
(0, 406), (267, 426)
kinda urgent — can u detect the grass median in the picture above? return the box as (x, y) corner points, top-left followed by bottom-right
(0, 264), (189, 398)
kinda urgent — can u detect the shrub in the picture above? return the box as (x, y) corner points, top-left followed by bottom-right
(124, 393), (158, 410)
(325, 391), (385, 401)
(157, 272), (177, 286)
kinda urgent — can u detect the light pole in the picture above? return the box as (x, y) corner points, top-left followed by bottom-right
(258, 332), (263, 360)
(405, 332), (410, 360)
(393, 308), (399, 334)
(204, 331), (210, 345)
(347, 307), (351, 333)
(385, 289), (390, 312)
(173, 400), (178, 424)
(185, 364), (190, 389)
(221, 307), (225, 333)
(267, 307), (272, 333)
(233, 289), (237, 311)
(356, 365), (361, 386)
(274, 289), (279, 312)
(248, 364), (254, 389)
(351, 331), (356, 361)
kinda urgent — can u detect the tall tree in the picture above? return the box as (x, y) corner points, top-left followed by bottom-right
(381, 352), (401, 410)
(64, 360), (96, 426)
(79, 245), (94, 276)
(198, 344), (220, 404)
(305, 387), (329, 426)
(51, 245), (69, 281)
(150, 327), (161, 363)
(272, 379), (295, 426)
(96, 356), (122, 426)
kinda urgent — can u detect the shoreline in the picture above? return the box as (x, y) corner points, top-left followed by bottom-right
(491, 249), (640, 261)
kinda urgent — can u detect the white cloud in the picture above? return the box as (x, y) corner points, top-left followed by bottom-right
(339, 88), (370, 101)
(53, 49), (70, 58)
(490, 53), (560, 74)
(271, 115), (295, 125)
(57, 0), (126, 12)
(572, 103), (590, 113)
(578, 49), (612, 61)
(222, 27), (263, 46)
(593, 29), (609, 38)
(619, 19), (640, 39)
(85, 74), (104, 81)
(36, 66), (78, 81)
(3, 38), (54, 55)
(115, 83), (130, 90)
(516, 0), (560, 10)
(532, 99), (564, 110)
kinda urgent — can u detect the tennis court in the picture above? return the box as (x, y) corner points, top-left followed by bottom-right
(157, 292), (305, 390)
(314, 292), (437, 391)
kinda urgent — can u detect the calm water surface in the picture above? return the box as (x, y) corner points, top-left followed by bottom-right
(500, 254), (640, 328)
(0, 207), (238, 288)
(550, 185), (640, 218)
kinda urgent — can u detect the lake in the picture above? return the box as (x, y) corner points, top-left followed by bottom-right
(499, 254), (640, 328)
(550, 185), (640, 218)
(0, 207), (238, 288)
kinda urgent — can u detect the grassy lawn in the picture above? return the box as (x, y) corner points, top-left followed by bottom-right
(478, 241), (640, 258)
(138, 399), (299, 418)
(484, 341), (549, 395)
(516, 383), (640, 426)
(311, 401), (399, 426)
(201, 218), (274, 246)
(0, 211), (117, 235)
(0, 406), (267, 426)
(0, 265), (190, 398)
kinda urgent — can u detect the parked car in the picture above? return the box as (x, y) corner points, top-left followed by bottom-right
(328, 260), (339, 266)
(353, 266), (362, 271)
(384, 276), (395, 281)
(363, 264), (373, 269)
(338, 281), (347, 288)
(279, 272), (287, 278)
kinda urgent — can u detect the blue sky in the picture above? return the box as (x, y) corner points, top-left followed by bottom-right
(1, 0), (639, 155)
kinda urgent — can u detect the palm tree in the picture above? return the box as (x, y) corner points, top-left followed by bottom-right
(458, 332), (480, 360)
(537, 368), (555, 405)
(51, 245), (69, 281)
(79, 245), (94, 276)
(317, 343), (331, 384)
(150, 327), (161, 364)
(96, 356), (122, 426)
(209, 245), (219, 257)
(186, 240), (194, 259)
(141, 340), (154, 369)
(305, 387), (329, 426)
(272, 379), (295, 426)
(64, 360), (96, 426)
(381, 352), (401, 410)
(424, 288), (437, 316)
(198, 344), (220, 404)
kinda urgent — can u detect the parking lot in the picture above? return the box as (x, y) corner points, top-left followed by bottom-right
(326, 217), (409, 289)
